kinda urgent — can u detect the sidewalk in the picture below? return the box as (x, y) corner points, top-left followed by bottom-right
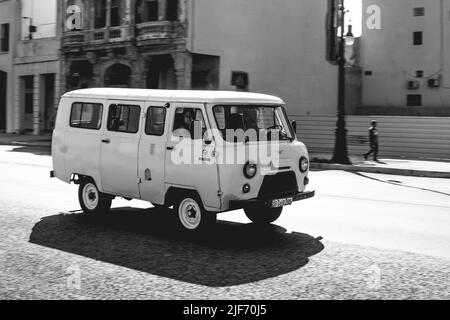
(310, 153), (450, 179)
(0, 133), (52, 148)
(1, 134), (449, 178)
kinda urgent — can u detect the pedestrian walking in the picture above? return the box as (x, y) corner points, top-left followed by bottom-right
(364, 120), (379, 161)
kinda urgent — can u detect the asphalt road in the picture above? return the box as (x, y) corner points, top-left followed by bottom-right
(0, 145), (449, 300)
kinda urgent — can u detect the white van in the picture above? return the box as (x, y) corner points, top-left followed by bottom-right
(51, 88), (314, 232)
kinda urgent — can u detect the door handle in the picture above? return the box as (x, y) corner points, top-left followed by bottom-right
(102, 138), (111, 144)
(166, 146), (174, 151)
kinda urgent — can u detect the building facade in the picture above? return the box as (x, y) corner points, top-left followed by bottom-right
(13, 0), (61, 134)
(359, 0), (450, 116)
(60, 0), (194, 94)
(0, 0), (16, 133)
(189, 0), (339, 117)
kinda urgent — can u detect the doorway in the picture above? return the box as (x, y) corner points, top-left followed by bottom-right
(41, 73), (55, 132)
(0, 71), (6, 131)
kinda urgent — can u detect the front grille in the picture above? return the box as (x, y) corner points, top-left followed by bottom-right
(257, 171), (298, 199)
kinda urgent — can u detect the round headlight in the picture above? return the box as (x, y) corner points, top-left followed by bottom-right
(299, 157), (309, 173)
(244, 162), (257, 179)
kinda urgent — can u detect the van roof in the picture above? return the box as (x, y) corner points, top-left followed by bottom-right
(62, 88), (284, 105)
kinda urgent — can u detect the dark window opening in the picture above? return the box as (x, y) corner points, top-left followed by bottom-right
(191, 54), (220, 90)
(107, 104), (141, 133)
(23, 76), (34, 114)
(110, 0), (121, 26)
(0, 71), (6, 130)
(407, 94), (422, 107)
(166, 0), (179, 21)
(136, 0), (159, 23)
(413, 31), (423, 45)
(414, 7), (425, 16)
(1, 24), (9, 52)
(416, 70), (424, 78)
(95, 0), (107, 28)
(231, 71), (249, 91)
(104, 64), (131, 87)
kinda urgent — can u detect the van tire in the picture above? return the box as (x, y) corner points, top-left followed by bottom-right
(244, 206), (283, 224)
(174, 194), (216, 232)
(78, 179), (112, 215)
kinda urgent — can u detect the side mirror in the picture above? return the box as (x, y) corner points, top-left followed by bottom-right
(291, 120), (297, 134)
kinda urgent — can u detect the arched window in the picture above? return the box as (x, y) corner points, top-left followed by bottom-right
(104, 64), (131, 87)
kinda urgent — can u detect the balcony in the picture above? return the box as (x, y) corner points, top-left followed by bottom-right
(90, 26), (130, 44)
(136, 21), (186, 44)
(62, 31), (85, 46)
(61, 21), (186, 50)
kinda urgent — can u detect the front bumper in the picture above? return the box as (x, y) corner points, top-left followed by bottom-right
(229, 190), (315, 210)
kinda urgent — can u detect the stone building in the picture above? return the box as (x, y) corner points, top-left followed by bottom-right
(59, 0), (197, 92)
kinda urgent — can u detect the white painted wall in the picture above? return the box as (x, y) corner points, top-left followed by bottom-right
(189, 0), (339, 117)
(360, 0), (450, 109)
(21, 0), (57, 40)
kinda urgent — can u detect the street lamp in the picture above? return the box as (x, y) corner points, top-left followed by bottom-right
(330, 2), (352, 165)
(345, 24), (355, 46)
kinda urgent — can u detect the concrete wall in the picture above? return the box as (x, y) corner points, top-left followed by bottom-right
(13, 0), (61, 134)
(294, 115), (450, 160)
(0, 0), (16, 132)
(188, 0), (338, 117)
(360, 0), (450, 111)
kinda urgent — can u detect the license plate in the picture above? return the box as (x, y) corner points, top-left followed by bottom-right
(271, 198), (293, 208)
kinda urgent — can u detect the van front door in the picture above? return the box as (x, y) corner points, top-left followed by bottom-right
(165, 103), (221, 211)
(100, 101), (142, 198)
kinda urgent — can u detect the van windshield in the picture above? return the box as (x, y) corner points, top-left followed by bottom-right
(213, 105), (294, 142)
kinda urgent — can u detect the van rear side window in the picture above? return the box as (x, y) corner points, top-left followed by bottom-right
(107, 104), (141, 134)
(70, 102), (103, 130)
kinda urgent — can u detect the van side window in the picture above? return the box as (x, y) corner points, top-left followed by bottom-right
(107, 104), (141, 133)
(173, 107), (206, 140)
(70, 102), (103, 130)
(145, 107), (166, 136)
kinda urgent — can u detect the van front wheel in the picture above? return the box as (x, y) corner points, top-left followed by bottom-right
(78, 180), (112, 215)
(244, 206), (283, 224)
(175, 196), (216, 232)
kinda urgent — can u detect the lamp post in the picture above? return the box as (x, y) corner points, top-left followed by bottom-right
(330, 2), (354, 164)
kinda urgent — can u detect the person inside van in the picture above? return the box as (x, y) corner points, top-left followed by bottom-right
(173, 108), (195, 138)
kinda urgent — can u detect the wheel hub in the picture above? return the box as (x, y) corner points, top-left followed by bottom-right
(88, 191), (96, 201)
(187, 205), (197, 219)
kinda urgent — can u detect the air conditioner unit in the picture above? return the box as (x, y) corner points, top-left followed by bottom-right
(407, 80), (420, 90)
(428, 78), (440, 88)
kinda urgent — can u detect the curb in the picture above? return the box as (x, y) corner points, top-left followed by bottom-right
(0, 141), (51, 148)
(310, 163), (450, 179)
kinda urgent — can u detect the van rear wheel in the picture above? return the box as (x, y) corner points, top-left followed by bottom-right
(174, 195), (216, 232)
(78, 179), (112, 215)
(244, 206), (283, 224)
